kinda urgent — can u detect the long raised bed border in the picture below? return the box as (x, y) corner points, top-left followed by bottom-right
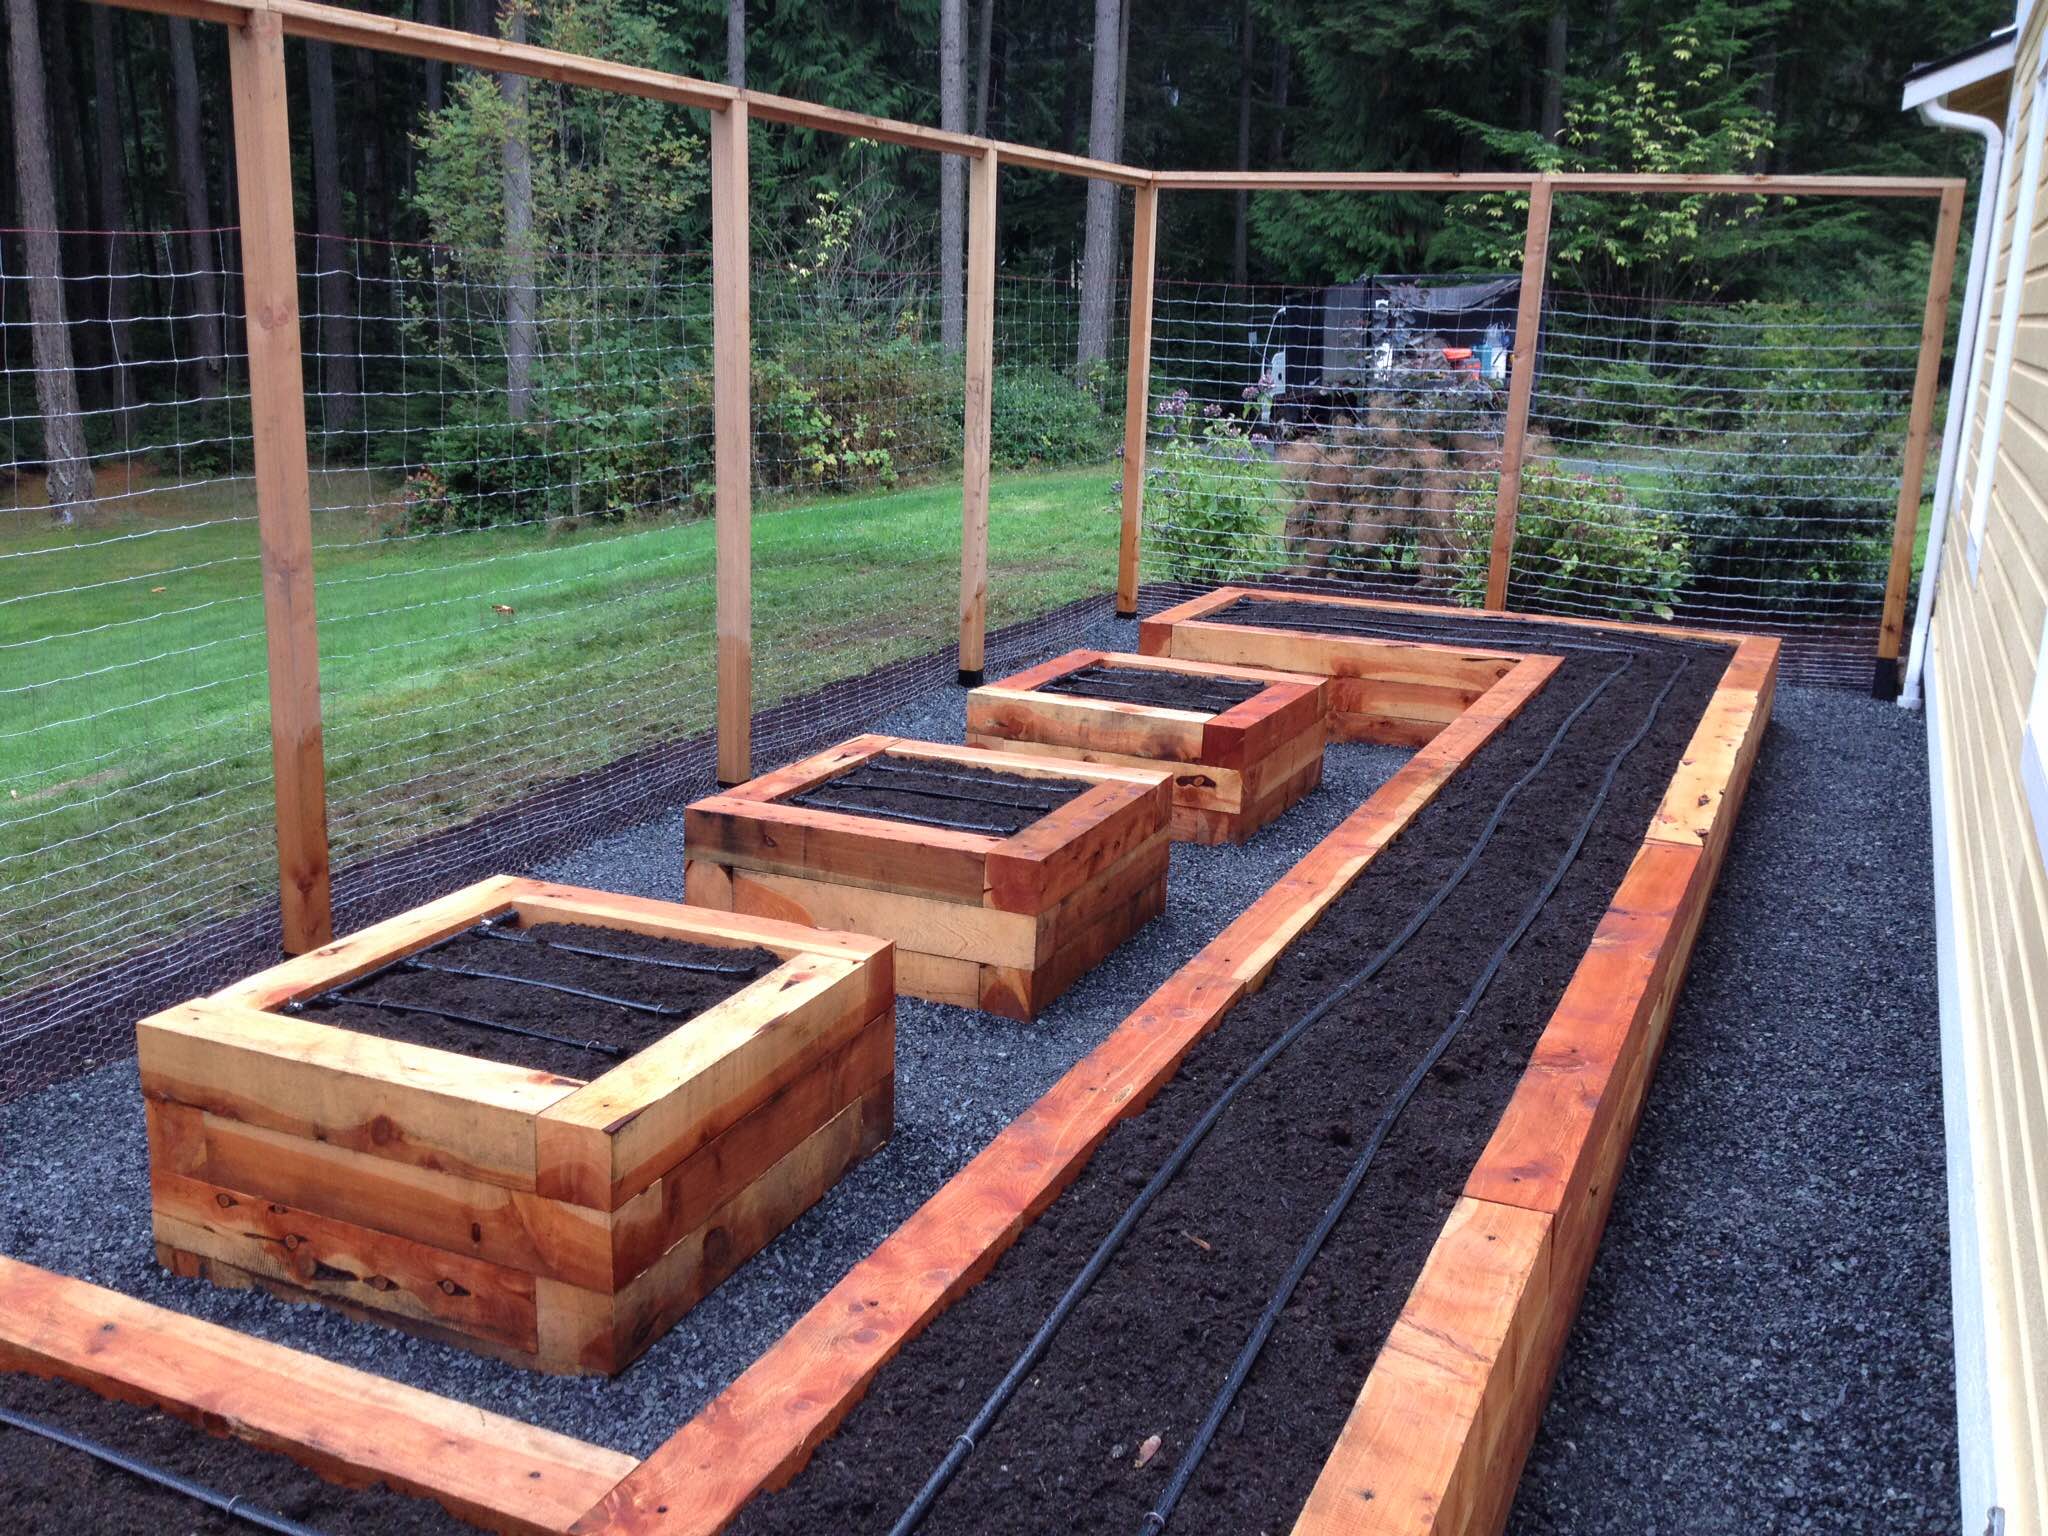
(0, 1253), (636, 1536)
(574, 648), (1563, 1534)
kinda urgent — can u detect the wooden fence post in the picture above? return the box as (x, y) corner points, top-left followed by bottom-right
(1484, 173), (1554, 612)
(959, 146), (998, 684)
(1875, 180), (1966, 697)
(711, 98), (753, 782)
(226, 4), (332, 954)
(1117, 180), (1159, 618)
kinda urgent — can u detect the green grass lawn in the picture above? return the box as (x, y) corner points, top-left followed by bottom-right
(1, 461), (1118, 993)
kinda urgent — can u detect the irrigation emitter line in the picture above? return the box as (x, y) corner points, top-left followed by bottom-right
(849, 758), (1068, 809)
(289, 993), (628, 1059)
(477, 923), (764, 976)
(788, 789), (1030, 838)
(806, 770), (1062, 817)
(1038, 672), (1260, 713)
(885, 645), (1651, 1536)
(1139, 654), (1692, 1534)
(0, 1404), (329, 1536)
(394, 957), (688, 1016)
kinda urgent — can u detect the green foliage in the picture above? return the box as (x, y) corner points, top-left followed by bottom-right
(1149, 391), (1278, 585)
(410, 0), (705, 262)
(1455, 460), (1690, 620)
(1438, 21), (1776, 299)
(1659, 374), (1895, 607)
(990, 366), (1119, 469)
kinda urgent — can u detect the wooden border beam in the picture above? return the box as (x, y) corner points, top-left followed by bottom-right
(0, 1254), (636, 1536)
(1875, 179), (1967, 697)
(1117, 181), (1160, 618)
(227, 2), (331, 953)
(712, 99), (752, 785)
(1485, 174), (1554, 612)
(959, 148), (998, 685)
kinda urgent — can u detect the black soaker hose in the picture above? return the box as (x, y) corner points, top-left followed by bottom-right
(479, 922), (765, 977)
(884, 651), (1639, 1536)
(1137, 654), (1691, 1534)
(0, 1405), (329, 1536)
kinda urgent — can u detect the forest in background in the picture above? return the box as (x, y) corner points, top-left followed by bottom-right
(0, 0), (2014, 519)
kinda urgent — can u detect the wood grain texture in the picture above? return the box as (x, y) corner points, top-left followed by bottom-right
(0, 1253), (634, 1536)
(1291, 1199), (1556, 1536)
(227, 5), (331, 952)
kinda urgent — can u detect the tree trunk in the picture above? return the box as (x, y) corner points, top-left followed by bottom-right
(306, 41), (360, 434)
(939, 0), (967, 353)
(500, 3), (536, 425)
(1231, 0), (1252, 286)
(1074, 0), (1123, 374)
(89, 1), (138, 434)
(973, 0), (995, 137)
(6, 0), (93, 516)
(419, 0), (445, 112)
(1540, 1), (1566, 143)
(166, 18), (226, 398)
(726, 0), (744, 89)
(1267, 36), (1289, 164)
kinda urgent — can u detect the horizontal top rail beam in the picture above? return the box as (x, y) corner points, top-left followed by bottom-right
(1153, 169), (1963, 198)
(85, 0), (1148, 182)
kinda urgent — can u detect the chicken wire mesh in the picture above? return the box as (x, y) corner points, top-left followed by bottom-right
(1133, 271), (1924, 687)
(1, 219), (1123, 1099)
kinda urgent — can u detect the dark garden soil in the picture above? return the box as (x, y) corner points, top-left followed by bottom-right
(730, 608), (1731, 1536)
(1036, 662), (1267, 715)
(0, 1370), (469, 1534)
(785, 756), (1089, 837)
(298, 922), (779, 1081)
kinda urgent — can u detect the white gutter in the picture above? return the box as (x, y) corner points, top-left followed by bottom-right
(1902, 98), (2006, 710)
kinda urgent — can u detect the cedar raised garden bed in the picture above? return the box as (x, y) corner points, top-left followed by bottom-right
(1140, 585), (1528, 747)
(683, 735), (1172, 1020)
(137, 876), (894, 1377)
(963, 649), (1330, 844)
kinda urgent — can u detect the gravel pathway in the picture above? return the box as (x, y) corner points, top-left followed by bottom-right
(1510, 684), (1955, 1535)
(0, 614), (1406, 1459)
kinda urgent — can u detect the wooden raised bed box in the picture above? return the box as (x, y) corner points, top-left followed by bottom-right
(963, 649), (1330, 845)
(1140, 585), (1526, 747)
(684, 734), (1173, 1020)
(136, 876), (894, 1377)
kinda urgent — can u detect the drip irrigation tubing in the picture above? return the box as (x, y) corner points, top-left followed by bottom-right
(850, 758), (1068, 809)
(289, 993), (627, 1059)
(813, 771), (1062, 817)
(477, 923), (763, 976)
(0, 1404), (330, 1536)
(885, 647), (1644, 1536)
(1139, 655), (1691, 1534)
(393, 957), (686, 1016)
(788, 790), (1026, 837)
(1038, 676), (1258, 712)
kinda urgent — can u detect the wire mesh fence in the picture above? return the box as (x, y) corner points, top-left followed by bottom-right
(1135, 272), (1923, 686)
(0, 223), (1121, 1097)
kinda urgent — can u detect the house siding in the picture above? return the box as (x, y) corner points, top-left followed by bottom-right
(1932, 7), (2048, 1530)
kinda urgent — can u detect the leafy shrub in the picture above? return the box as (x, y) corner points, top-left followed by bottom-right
(1149, 391), (1278, 585)
(990, 365), (1118, 468)
(1657, 375), (1892, 610)
(1455, 460), (1689, 621)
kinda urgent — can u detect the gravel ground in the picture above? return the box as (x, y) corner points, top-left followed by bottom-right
(0, 613), (1407, 1459)
(1510, 683), (1955, 1535)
